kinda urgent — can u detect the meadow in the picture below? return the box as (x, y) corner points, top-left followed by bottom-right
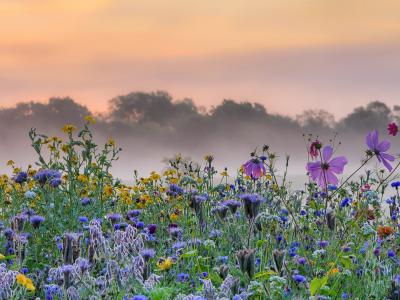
(1, 117), (400, 300)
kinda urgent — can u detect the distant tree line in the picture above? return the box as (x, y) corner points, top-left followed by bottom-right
(1, 91), (399, 156)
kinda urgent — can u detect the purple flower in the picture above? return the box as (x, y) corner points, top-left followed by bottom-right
(373, 249), (381, 256)
(294, 275), (305, 282)
(242, 158), (266, 179)
(140, 248), (156, 262)
(318, 241), (329, 249)
(13, 171), (28, 184)
(147, 224), (157, 234)
(306, 146), (348, 189)
(30, 215), (45, 230)
(366, 130), (395, 172)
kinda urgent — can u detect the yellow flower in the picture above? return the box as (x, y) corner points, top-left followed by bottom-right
(104, 186), (113, 196)
(108, 137), (115, 147)
(16, 274), (35, 291)
(150, 174), (161, 181)
(169, 178), (179, 184)
(239, 165), (245, 173)
(331, 268), (339, 275)
(175, 157), (181, 162)
(220, 172), (229, 177)
(62, 125), (77, 134)
(28, 170), (36, 177)
(170, 213), (179, 221)
(6, 160), (14, 166)
(273, 185), (278, 191)
(126, 198), (132, 205)
(244, 176), (252, 180)
(353, 201), (359, 207)
(204, 155), (213, 161)
(84, 116), (97, 123)
(157, 257), (173, 271)
(265, 174), (272, 180)
(328, 262), (334, 267)
(77, 174), (88, 182)
(197, 178), (203, 183)
(0, 253), (4, 259)
(47, 144), (56, 151)
(80, 188), (88, 196)
(72, 156), (78, 163)
(91, 162), (97, 167)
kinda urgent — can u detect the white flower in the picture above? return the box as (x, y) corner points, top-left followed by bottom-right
(25, 191), (36, 199)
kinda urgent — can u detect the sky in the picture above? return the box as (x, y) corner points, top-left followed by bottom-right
(1, 0), (400, 119)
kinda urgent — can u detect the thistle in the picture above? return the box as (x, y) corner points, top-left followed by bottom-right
(236, 249), (256, 279)
(272, 249), (287, 274)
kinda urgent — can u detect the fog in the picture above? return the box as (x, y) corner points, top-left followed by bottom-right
(1, 92), (399, 196)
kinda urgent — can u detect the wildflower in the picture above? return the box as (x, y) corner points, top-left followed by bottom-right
(377, 226), (395, 238)
(373, 249), (381, 256)
(236, 249), (256, 278)
(391, 182), (400, 189)
(388, 250), (395, 258)
(147, 224), (157, 234)
(240, 193), (264, 219)
(354, 209), (376, 221)
(309, 141), (322, 160)
(242, 158), (266, 179)
(16, 274), (35, 291)
(30, 215), (45, 230)
(62, 125), (77, 134)
(294, 275), (305, 282)
(318, 241), (329, 249)
(108, 137), (115, 147)
(13, 171), (28, 184)
(77, 216), (88, 223)
(388, 123), (399, 136)
(6, 160), (14, 165)
(157, 257), (173, 270)
(25, 191), (36, 199)
(140, 248), (156, 262)
(34, 169), (62, 187)
(306, 146), (348, 189)
(108, 213), (122, 226)
(84, 116), (97, 123)
(340, 198), (350, 207)
(104, 186), (113, 196)
(204, 155), (213, 162)
(177, 273), (190, 282)
(366, 130), (395, 171)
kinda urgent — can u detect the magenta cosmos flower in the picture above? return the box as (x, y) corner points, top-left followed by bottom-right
(242, 158), (266, 179)
(366, 130), (395, 172)
(306, 146), (348, 189)
(388, 123), (399, 137)
(309, 141), (322, 161)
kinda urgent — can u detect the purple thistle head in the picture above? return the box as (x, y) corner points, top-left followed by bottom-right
(34, 169), (62, 187)
(318, 241), (329, 249)
(30, 215), (45, 230)
(140, 248), (156, 262)
(13, 171), (28, 184)
(108, 212), (122, 225)
(61, 264), (75, 274)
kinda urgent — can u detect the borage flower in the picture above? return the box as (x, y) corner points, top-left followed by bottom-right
(306, 146), (348, 189)
(366, 130), (395, 172)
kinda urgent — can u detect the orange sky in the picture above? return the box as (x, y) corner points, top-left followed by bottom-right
(1, 0), (400, 118)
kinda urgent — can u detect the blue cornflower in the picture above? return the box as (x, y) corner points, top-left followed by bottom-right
(392, 215), (397, 220)
(78, 216), (88, 223)
(57, 244), (62, 250)
(294, 275), (305, 282)
(391, 182), (400, 188)
(177, 273), (189, 282)
(388, 250), (395, 258)
(340, 198), (350, 207)
(260, 156), (267, 161)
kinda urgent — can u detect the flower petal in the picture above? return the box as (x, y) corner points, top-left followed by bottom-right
(371, 130), (379, 149)
(366, 132), (374, 151)
(326, 170), (339, 186)
(381, 157), (393, 172)
(252, 165), (261, 179)
(377, 140), (391, 153)
(323, 146), (333, 163)
(381, 152), (395, 162)
(329, 156), (348, 174)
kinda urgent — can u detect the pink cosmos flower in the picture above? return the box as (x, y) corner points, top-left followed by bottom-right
(366, 130), (395, 172)
(309, 141), (322, 161)
(242, 158), (266, 179)
(306, 146), (348, 189)
(388, 123), (399, 136)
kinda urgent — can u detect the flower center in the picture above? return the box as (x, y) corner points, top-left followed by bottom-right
(374, 148), (380, 155)
(252, 158), (260, 164)
(322, 163), (329, 170)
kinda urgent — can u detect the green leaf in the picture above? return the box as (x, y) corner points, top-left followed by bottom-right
(0, 255), (16, 260)
(257, 240), (267, 249)
(347, 221), (357, 229)
(210, 271), (223, 283)
(309, 276), (328, 296)
(254, 270), (276, 279)
(309, 201), (317, 210)
(179, 250), (198, 260)
(340, 256), (351, 269)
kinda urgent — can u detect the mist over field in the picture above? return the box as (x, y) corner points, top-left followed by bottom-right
(1, 91), (399, 191)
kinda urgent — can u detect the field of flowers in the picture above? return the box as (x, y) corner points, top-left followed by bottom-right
(2, 118), (400, 300)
